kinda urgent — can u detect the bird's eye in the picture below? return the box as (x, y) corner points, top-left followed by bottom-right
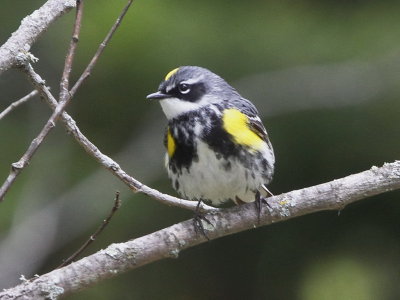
(178, 83), (190, 94)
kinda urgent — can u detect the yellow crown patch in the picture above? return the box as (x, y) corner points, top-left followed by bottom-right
(165, 68), (179, 81)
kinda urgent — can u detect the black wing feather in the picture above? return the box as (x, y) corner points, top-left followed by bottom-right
(248, 117), (269, 142)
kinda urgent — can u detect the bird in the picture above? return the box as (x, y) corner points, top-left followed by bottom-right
(147, 66), (275, 227)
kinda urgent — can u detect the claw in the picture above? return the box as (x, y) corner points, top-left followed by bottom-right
(193, 200), (214, 240)
(255, 189), (273, 224)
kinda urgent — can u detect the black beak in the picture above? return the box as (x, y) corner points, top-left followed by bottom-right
(146, 91), (169, 100)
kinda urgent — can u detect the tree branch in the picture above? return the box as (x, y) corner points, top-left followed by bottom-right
(69, 0), (134, 98)
(21, 65), (216, 212)
(1, 161), (399, 299)
(59, 0), (84, 101)
(0, 0), (76, 75)
(0, 60), (77, 202)
(0, 0), (212, 209)
(0, 0), (84, 202)
(57, 191), (121, 268)
(0, 90), (38, 121)
(0, 0), (135, 203)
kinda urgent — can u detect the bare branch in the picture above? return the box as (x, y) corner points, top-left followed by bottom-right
(57, 191), (121, 268)
(22, 65), (216, 212)
(0, 0), (76, 75)
(0, 90), (38, 120)
(0, 1), (84, 202)
(0, 61), (76, 202)
(0, 0), (133, 202)
(0, 0), (205, 211)
(69, 0), (134, 98)
(0, 0), (206, 210)
(1, 161), (399, 299)
(59, 0), (84, 100)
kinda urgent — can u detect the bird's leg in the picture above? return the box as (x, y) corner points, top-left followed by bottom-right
(255, 191), (263, 224)
(193, 199), (213, 241)
(255, 188), (274, 224)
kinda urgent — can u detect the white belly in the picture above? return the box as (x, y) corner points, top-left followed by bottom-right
(166, 141), (267, 206)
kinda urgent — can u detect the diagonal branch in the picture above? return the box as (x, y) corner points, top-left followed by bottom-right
(57, 191), (122, 268)
(0, 0), (76, 75)
(0, 0), (134, 203)
(69, 0), (134, 98)
(22, 65), (216, 212)
(1, 161), (399, 299)
(0, 0), (206, 211)
(0, 61), (78, 202)
(0, 1), (84, 203)
(59, 0), (84, 101)
(0, 90), (38, 121)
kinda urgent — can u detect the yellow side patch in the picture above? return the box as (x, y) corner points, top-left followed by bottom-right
(222, 108), (263, 150)
(167, 128), (176, 157)
(165, 68), (179, 81)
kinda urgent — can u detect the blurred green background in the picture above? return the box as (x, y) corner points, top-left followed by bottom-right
(1, 0), (400, 299)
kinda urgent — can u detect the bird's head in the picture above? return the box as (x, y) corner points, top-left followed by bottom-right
(147, 66), (237, 119)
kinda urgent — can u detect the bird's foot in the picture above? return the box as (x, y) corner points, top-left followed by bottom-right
(193, 200), (214, 241)
(255, 190), (272, 224)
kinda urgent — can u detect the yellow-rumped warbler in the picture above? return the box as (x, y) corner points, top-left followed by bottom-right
(147, 66), (275, 213)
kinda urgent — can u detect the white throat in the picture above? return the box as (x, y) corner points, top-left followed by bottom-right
(159, 97), (201, 119)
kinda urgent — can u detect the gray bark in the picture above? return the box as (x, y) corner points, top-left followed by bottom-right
(1, 161), (399, 299)
(0, 0), (76, 74)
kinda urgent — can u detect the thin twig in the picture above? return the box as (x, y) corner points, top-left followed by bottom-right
(0, 0), (136, 203)
(59, 0), (84, 101)
(0, 64), (74, 201)
(0, 2), (84, 202)
(69, 0), (134, 98)
(58, 191), (122, 268)
(22, 64), (216, 212)
(1, 0), (213, 211)
(0, 90), (38, 120)
(14, 0), (212, 211)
